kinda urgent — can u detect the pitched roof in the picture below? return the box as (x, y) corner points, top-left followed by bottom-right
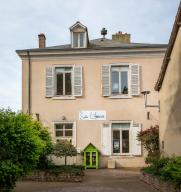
(155, 1), (181, 91)
(16, 38), (166, 53)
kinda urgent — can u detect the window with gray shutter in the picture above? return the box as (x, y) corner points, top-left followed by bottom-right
(74, 66), (83, 96)
(102, 65), (110, 96)
(130, 64), (140, 96)
(45, 66), (54, 97)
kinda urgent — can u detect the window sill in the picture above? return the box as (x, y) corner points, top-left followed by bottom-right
(111, 154), (135, 157)
(52, 96), (76, 100)
(109, 95), (132, 99)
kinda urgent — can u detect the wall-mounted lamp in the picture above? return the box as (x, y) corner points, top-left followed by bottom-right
(141, 90), (160, 112)
(61, 115), (66, 121)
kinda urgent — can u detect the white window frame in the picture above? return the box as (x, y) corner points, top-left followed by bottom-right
(54, 122), (74, 143)
(54, 65), (73, 97)
(109, 63), (132, 99)
(111, 121), (132, 156)
(72, 32), (85, 48)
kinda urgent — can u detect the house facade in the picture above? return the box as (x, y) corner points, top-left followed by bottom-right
(17, 22), (167, 167)
(155, 2), (181, 156)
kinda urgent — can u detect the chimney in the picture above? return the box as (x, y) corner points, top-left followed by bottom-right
(38, 33), (46, 48)
(112, 31), (131, 43)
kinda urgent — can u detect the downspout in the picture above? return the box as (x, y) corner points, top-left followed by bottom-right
(27, 51), (31, 115)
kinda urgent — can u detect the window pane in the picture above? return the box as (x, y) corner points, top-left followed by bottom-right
(112, 71), (119, 94)
(65, 73), (72, 95)
(80, 33), (84, 47)
(73, 33), (78, 47)
(121, 71), (128, 94)
(65, 124), (73, 129)
(122, 130), (129, 153)
(57, 73), (63, 95)
(65, 130), (72, 137)
(56, 130), (63, 137)
(112, 123), (130, 129)
(113, 130), (120, 153)
(55, 124), (63, 130)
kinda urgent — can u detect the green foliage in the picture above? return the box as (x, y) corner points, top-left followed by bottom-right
(0, 109), (51, 191)
(45, 165), (84, 176)
(161, 157), (181, 186)
(142, 156), (181, 187)
(34, 122), (54, 169)
(138, 125), (160, 163)
(53, 140), (77, 165)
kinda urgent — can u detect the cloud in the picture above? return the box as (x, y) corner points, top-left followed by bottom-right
(0, 0), (180, 110)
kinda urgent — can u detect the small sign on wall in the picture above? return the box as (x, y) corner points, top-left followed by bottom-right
(79, 111), (106, 120)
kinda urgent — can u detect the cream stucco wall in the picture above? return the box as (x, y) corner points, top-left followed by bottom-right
(159, 27), (181, 156)
(21, 52), (164, 167)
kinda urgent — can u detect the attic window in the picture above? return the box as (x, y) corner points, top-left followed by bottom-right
(73, 32), (85, 48)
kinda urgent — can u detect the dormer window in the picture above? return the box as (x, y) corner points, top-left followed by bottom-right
(73, 32), (85, 48)
(70, 21), (88, 49)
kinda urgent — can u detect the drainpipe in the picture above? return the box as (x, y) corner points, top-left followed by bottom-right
(27, 51), (31, 115)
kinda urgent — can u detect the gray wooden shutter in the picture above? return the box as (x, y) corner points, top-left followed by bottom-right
(130, 64), (140, 96)
(45, 66), (54, 97)
(102, 65), (110, 96)
(101, 123), (112, 156)
(74, 66), (83, 97)
(131, 123), (142, 156)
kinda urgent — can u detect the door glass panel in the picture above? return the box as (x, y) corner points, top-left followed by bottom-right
(92, 152), (96, 166)
(112, 71), (119, 94)
(56, 73), (63, 95)
(122, 130), (129, 153)
(65, 73), (72, 95)
(113, 130), (120, 153)
(121, 71), (128, 94)
(86, 152), (90, 166)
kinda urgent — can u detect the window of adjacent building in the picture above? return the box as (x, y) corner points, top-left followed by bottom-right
(111, 66), (129, 95)
(112, 123), (130, 154)
(55, 67), (72, 96)
(73, 32), (85, 48)
(55, 123), (73, 138)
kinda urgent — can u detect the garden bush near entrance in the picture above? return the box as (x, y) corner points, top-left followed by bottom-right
(0, 109), (83, 191)
(0, 109), (50, 191)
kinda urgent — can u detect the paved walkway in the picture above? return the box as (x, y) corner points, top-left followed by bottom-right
(15, 169), (157, 192)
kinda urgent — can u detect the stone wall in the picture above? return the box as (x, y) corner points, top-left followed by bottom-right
(140, 172), (180, 192)
(23, 170), (84, 182)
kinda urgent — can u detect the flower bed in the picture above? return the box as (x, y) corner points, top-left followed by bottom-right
(23, 165), (84, 182)
(140, 157), (181, 192)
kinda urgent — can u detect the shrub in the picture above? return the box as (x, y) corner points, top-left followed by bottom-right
(34, 122), (54, 169)
(142, 156), (181, 187)
(0, 109), (50, 191)
(138, 125), (159, 163)
(53, 140), (77, 165)
(161, 156), (181, 186)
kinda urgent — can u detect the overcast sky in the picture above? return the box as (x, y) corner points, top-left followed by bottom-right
(0, 0), (180, 111)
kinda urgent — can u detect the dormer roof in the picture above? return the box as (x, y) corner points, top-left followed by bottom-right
(69, 21), (87, 31)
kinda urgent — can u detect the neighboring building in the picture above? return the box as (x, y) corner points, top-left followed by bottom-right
(16, 22), (167, 167)
(155, 2), (181, 156)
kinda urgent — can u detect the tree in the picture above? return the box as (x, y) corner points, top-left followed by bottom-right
(0, 109), (50, 191)
(53, 140), (77, 165)
(137, 125), (159, 163)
